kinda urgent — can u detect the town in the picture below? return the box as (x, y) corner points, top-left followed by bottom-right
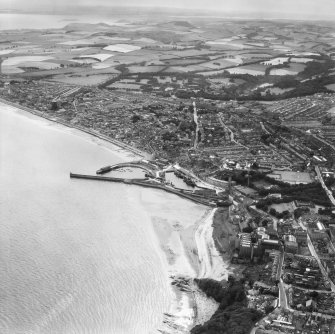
(2, 14), (335, 334)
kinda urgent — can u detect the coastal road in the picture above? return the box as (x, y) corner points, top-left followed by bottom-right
(297, 217), (335, 292)
(306, 234), (335, 292)
(218, 113), (237, 144)
(277, 252), (288, 309)
(278, 279), (288, 309)
(315, 165), (335, 206)
(193, 101), (199, 149)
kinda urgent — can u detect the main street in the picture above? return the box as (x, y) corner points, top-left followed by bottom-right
(297, 217), (335, 292)
(315, 165), (335, 206)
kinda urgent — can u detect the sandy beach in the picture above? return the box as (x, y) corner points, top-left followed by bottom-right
(1, 99), (231, 333)
(152, 208), (232, 333)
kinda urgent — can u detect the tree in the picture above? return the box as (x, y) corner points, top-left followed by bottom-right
(131, 114), (141, 123)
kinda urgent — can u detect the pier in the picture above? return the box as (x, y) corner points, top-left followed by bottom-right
(97, 160), (158, 177)
(70, 173), (218, 207)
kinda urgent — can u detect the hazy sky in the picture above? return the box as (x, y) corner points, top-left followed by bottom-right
(2, 0), (335, 19)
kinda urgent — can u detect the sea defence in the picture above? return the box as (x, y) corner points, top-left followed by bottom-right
(97, 161), (158, 177)
(70, 173), (218, 207)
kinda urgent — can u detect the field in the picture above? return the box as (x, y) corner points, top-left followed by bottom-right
(79, 54), (114, 62)
(326, 83), (335, 91)
(269, 202), (296, 213)
(48, 74), (114, 86)
(225, 64), (267, 75)
(264, 87), (294, 95)
(103, 44), (141, 53)
(269, 63), (306, 75)
(0, 18), (334, 98)
(262, 57), (289, 66)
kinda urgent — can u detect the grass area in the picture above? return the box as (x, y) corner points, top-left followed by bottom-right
(269, 202), (295, 213)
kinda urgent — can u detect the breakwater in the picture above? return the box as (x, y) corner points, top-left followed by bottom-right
(70, 173), (217, 207)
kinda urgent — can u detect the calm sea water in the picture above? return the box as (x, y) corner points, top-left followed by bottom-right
(0, 13), (124, 30)
(0, 104), (206, 333)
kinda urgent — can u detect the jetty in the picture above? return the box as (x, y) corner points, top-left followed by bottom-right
(97, 160), (158, 177)
(70, 173), (219, 207)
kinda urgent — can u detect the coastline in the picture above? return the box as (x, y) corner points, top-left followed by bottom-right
(153, 208), (232, 333)
(0, 99), (231, 333)
(0, 97), (150, 160)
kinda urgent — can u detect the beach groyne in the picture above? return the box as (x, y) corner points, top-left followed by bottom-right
(70, 173), (217, 207)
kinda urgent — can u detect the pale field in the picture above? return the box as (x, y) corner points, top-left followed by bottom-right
(198, 56), (243, 70)
(261, 57), (289, 66)
(290, 57), (314, 63)
(239, 53), (272, 59)
(92, 63), (114, 69)
(134, 37), (157, 44)
(3, 56), (54, 66)
(1, 67), (25, 74)
(164, 58), (208, 66)
(128, 65), (166, 73)
(290, 52), (320, 56)
(72, 58), (98, 64)
(100, 53), (161, 67)
(103, 44), (141, 53)
(272, 45), (292, 52)
(205, 39), (246, 49)
(164, 65), (209, 73)
(0, 49), (15, 55)
(59, 39), (96, 45)
(106, 37), (131, 41)
(225, 67), (265, 75)
(269, 63), (305, 75)
(326, 84), (335, 92)
(196, 69), (227, 76)
(108, 82), (142, 89)
(68, 47), (91, 52)
(19, 61), (61, 70)
(49, 74), (114, 86)
(264, 87), (294, 95)
(79, 53), (114, 62)
(164, 50), (219, 57)
(244, 42), (266, 47)
(269, 202), (295, 213)
(222, 64), (268, 75)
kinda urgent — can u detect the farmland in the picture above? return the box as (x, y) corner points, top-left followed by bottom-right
(0, 18), (335, 99)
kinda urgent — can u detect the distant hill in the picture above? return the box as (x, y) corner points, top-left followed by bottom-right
(156, 20), (196, 31)
(170, 21), (196, 28)
(63, 22), (112, 32)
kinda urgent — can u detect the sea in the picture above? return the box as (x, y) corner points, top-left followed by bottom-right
(0, 103), (207, 333)
(0, 13), (125, 30)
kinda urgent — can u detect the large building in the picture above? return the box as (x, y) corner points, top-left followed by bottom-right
(284, 235), (298, 254)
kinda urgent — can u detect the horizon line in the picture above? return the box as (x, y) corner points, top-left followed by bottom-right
(1, 5), (335, 21)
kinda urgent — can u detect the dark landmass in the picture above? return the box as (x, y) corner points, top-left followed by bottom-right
(192, 278), (262, 334)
